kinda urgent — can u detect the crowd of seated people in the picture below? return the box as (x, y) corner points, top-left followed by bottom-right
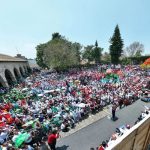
(0, 65), (149, 149)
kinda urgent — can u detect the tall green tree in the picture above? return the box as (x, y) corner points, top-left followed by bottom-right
(109, 25), (124, 64)
(93, 40), (103, 63)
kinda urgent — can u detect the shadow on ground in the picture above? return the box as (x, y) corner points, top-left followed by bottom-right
(56, 145), (69, 150)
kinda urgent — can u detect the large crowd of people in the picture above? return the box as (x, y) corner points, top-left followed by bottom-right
(0, 65), (149, 149)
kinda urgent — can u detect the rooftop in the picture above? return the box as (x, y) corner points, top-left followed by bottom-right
(0, 53), (27, 62)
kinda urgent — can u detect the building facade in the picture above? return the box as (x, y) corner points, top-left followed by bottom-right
(0, 54), (30, 87)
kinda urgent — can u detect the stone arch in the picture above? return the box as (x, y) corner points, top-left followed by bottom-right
(14, 68), (20, 82)
(27, 66), (31, 73)
(23, 66), (27, 74)
(0, 75), (7, 87)
(25, 66), (28, 73)
(5, 69), (16, 86)
(19, 67), (24, 77)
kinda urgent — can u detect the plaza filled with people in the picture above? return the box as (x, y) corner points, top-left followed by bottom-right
(0, 65), (149, 149)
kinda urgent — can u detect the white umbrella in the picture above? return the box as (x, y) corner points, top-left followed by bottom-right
(44, 90), (54, 94)
(44, 90), (50, 94)
(27, 82), (32, 85)
(55, 89), (60, 92)
(76, 103), (86, 108)
(38, 94), (43, 97)
(61, 87), (66, 90)
(22, 88), (28, 92)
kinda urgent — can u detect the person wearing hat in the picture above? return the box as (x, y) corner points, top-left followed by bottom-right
(47, 130), (59, 150)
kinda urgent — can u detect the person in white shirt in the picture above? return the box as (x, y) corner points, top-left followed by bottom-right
(0, 129), (8, 144)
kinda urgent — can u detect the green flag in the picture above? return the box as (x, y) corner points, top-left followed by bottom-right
(15, 133), (30, 148)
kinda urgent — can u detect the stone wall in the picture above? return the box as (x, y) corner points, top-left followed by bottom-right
(107, 114), (150, 150)
(0, 61), (30, 87)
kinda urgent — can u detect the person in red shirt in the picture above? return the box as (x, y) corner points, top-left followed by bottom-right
(98, 141), (108, 150)
(48, 130), (59, 150)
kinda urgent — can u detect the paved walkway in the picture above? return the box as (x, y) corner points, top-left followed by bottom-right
(60, 105), (111, 138)
(56, 100), (150, 150)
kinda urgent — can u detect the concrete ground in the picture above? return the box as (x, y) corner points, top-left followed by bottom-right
(56, 100), (150, 150)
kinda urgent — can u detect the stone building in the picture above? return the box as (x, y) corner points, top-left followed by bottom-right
(0, 53), (30, 87)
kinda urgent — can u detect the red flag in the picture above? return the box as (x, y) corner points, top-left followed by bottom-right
(3, 113), (14, 124)
(0, 121), (6, 128)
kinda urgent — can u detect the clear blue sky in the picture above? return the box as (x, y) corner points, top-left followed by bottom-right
(0, 0), (149, 58)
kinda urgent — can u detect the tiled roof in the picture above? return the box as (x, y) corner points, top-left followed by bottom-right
(0, 53), (27, 62)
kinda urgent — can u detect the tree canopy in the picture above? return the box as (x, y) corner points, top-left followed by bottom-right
(36, 43), (47, 68)
(36, 25), (147, 67)
(124, 42), (144, 57)
(109, 25), (124, 64)
(93, 40), (103, 63)
(82, 45), (95, 61)
(36, 33), (82, 70)
(82, 41), (103, 63)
